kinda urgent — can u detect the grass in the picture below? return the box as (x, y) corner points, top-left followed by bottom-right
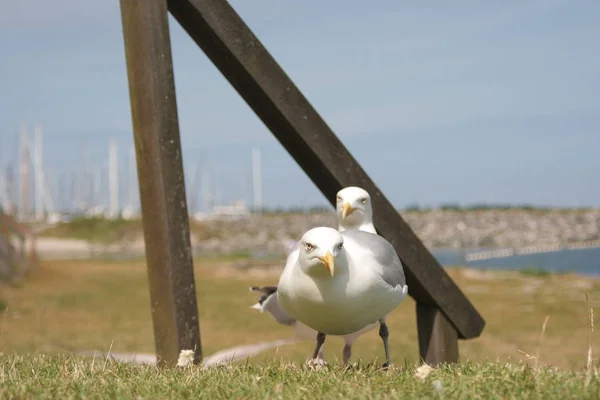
(0, 259), (598, 397)
(519, 267), (552, 277)
(37, 216), (219, 246)
(0, 355), (598, 399)
(38, 217), (144, 244)
(0, 259), (598, 366)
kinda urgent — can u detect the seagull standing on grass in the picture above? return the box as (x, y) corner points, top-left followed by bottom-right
(276, 227), (408, 367)
(249, 186), (383, 365)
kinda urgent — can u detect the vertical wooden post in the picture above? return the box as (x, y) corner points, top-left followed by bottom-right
(416, 303), (459, 365)
(119, 0), (202, 366)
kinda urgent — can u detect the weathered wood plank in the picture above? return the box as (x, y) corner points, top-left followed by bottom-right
(167, 0), (484, 340)
(119, 0), (202, 366)
(416, 303), (460, 365)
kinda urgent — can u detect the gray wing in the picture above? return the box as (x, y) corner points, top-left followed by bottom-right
(342, 229), (406, 288)
(249, 286), (297, 326)
(247, 240), (300, 327)
(249, 285), (278, 306)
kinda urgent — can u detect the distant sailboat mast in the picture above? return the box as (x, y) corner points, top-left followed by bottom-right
(108, 137), (120, 218)
(252, 147), (262, 215)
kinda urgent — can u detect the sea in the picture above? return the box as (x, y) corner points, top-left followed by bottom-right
(101, 244), (600, 278)
(431, 247), (600, 277)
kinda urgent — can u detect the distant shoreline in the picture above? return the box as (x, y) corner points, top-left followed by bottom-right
(33, 208), (600, 253)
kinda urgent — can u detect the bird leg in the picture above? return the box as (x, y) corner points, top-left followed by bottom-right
(342, 344), (352, 366)
(379, 320), (391, 368)
(312, 332), (326, 359)
(307, 332), (327, 368)
(317, 343), (325, 362)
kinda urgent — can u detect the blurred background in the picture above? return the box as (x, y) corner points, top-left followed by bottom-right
(0, 0), (598, 368)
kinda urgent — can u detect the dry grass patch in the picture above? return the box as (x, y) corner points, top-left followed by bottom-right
(0, 259), (598, 369)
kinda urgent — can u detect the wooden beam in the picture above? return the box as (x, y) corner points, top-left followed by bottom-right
(416, 303), (459, 365)
(167, 0), (484, 340)
(119, 0), (202, 366)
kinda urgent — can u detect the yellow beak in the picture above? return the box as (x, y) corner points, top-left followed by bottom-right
(342, 202), (355, 218)
(318, 251), (335, 276)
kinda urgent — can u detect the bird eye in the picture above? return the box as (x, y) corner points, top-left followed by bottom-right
(304, 242), (314, 252)
(336, 196), (342, 203)
(361, 198), (367, 204)
(337, 242), (343, 250)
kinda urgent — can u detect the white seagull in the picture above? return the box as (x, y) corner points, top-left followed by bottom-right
(276, 227), (408, 367)
(249, 186), (382, 364)
(335, 186), (376, 234)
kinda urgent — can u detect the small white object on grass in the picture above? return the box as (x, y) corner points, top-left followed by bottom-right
(176, 349), (195, 367)
(276, 227), (408, 367)
(415, 363), (434, 381)
(432, 379), (444, 394)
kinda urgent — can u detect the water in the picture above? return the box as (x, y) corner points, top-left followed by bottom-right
(432, 247), (600, 277)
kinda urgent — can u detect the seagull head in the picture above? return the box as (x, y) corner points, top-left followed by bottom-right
(298, 227), (346, 278)
(335, 186), (373, 231)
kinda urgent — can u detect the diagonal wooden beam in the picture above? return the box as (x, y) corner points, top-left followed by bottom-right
(119, 0), (202, 366)
(167, 0), (484, 340)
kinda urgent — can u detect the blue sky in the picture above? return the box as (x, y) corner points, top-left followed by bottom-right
(1, 0), (599, 209)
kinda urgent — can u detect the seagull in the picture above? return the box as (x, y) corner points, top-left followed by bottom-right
(249, 186), (381, 365)
(276, 227), (408, 367)
(335, 186), (376, 234)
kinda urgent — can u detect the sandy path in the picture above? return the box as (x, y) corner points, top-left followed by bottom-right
(78, 338), (300, 368)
